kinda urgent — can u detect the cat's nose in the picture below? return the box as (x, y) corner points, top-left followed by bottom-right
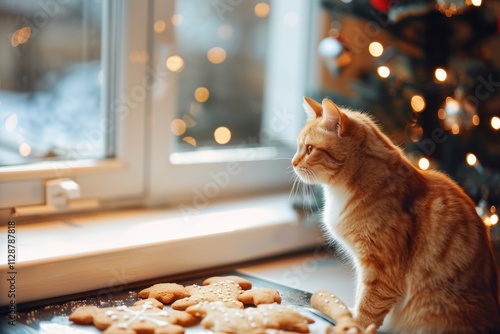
(291, 157), (299, 167)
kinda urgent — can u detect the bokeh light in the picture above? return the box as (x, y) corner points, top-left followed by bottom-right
(11, 27), (31, 47)
(183, 136), (197, 147)
(472, 115), (480, 126)
(194, 87), (210, 103)
(171, 119), (187, 136)
(207, 47), (227, 64)
(491, 116), (500, 130)
(435, 68), (447, 82)
(214, 127), (231, 145)
(377, 66), (390, 78)
(19, 143), (31, 157)
(5, 114), (18, 132)
(471, 0), (482, 6)
(368, 42), (383, 57)
(418, 157), (430, 170)
(166, 55), (184, 72)
(154, 20), (166, 33)
(254, 3), (270, 18)
(410, 95), (426, 113)
(466, 153), (477, 166)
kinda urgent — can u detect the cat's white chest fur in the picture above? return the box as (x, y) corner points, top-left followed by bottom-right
(321, 185), (351, 238)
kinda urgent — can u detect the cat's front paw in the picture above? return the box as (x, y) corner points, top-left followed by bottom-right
(353, 313), (381, 330)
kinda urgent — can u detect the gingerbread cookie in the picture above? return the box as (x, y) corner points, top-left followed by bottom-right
(203, 275), (253, 290)
(69, 298), (198, 334)
(173, 279), (245, 310)
(139, 277), (253, 310)
(138, 283), (190, 304)
(238, 288), (282, 306)
(310, 290), (377, 334)
(186, 301), (314, 333)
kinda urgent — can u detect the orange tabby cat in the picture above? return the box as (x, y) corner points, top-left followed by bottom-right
(292, 97), (500, 333)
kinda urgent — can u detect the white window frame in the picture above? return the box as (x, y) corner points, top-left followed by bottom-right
(0, 1), (147, 209)
(0, 0), (320, 210)
(146, 0), (315, 205)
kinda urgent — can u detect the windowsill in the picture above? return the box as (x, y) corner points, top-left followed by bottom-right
(0, 193), (323, 306)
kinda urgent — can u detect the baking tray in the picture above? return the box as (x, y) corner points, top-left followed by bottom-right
(1, 271), (333, 333)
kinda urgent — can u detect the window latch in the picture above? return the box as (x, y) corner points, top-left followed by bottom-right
(13, 178), (98, 217)
(46, 178), (81, 208)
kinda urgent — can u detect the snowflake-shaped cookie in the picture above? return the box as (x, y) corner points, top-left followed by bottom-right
(172, 279), (245, 310)
(186, 301), (315, 333)
(69, 298), (197, 334)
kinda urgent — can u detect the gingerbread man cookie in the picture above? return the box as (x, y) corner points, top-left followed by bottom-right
(69, 298), (198, 334)
(173, 279), (245, 310)
(138, 283), (190, 304)
(186, 301), (315, 333)
(238, 288), (282, 306)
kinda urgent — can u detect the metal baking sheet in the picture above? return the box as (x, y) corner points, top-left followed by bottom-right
(1, 271), (333, 333)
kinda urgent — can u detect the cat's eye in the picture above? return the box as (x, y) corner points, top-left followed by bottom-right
(306, 145), (314, 155)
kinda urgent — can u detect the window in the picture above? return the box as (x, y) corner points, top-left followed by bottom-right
(0, 0), (104, 166)
(0, 0), (317, 210)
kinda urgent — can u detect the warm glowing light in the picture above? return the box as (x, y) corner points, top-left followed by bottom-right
(183, 136), (197, 147)
(491, 214), (499, 225)
(418, 157), (430, 170)
(438, 108), (446, 120)
(194, 87), (210, 103)
(491, 206), (497, 214)
(472, 115), (480, 126)
(11, 27), (31, 47)
(5, 114), (18, 132)
(410, 95), (426, 113)
(451, 124), (460, 135)
(283, 12), (299, 27)
(368, 42), (383, 57)
(435, 68), (447, 82)
(466, 153), (477, 166)
(19, 143), (31, 156)
(377, 66), (390, 78)
(491, 116), (500, 130)
(471, 0), (482, 6)
(166, 55), (184, 72)
(445, 98), (460, 116)
(214, 127), (231, 145)
(207, 47), (227, 64)
(171, 119), (187, 136)
(171, 14), (183, 26)
(254, 3), (270, 18)
(154, 20), (166, 33)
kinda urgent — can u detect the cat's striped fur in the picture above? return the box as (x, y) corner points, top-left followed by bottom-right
(292, 97), (500, 333)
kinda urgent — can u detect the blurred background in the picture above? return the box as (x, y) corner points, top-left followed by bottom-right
(314, 0), (500, 226)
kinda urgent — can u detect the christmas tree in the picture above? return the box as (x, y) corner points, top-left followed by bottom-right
(313, 0), (500, 226)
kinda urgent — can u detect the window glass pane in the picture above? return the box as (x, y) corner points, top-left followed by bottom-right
(166, 0), (270, 152)
(0, 0), (105, 166)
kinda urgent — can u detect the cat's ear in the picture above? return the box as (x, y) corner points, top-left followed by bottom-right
(322, 98), (349, 137)
(303, 96), (323, 119)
